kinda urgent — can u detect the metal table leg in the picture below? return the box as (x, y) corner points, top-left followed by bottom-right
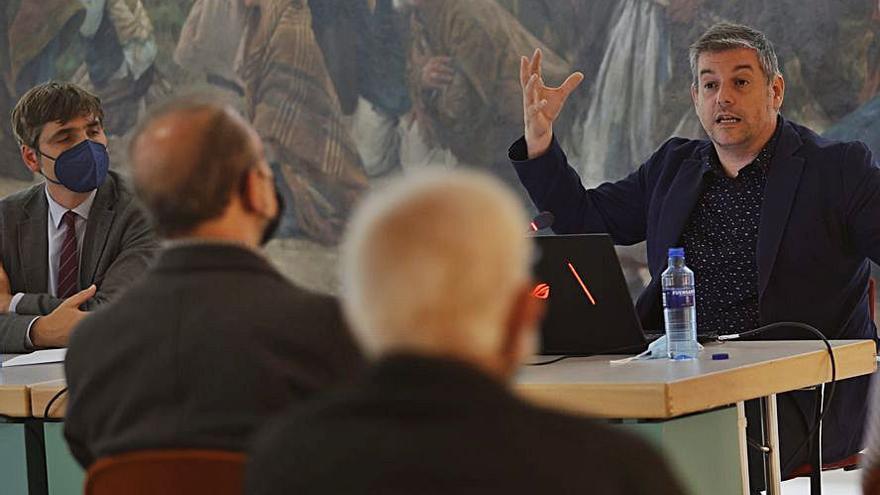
(809, 384), (824, 494)
(763, 394), (782, 495)
(736, 402), (751, 495)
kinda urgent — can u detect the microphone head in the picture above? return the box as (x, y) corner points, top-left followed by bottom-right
(529, 211), (555, 232)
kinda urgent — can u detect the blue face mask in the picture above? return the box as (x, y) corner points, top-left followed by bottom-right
(39, 140), (110, 193)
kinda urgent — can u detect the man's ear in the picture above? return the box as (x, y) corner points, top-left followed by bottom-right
(771, 74), (785, 111)
(241, 167), (275, 217)
(690, 83), (699, 108)
(500, 283), (546, 368)
(20, 145), (41, 174)
(241, 168), (261, 213)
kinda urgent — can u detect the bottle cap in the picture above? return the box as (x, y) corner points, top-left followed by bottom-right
(711, 353), (729, 360)
(668, 247), (685, 257)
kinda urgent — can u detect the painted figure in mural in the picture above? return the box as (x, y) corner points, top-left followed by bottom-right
(174, 0), (247, 101)
(823, 0), (880, 147)
(309, 0), (370, 117)
(495, 0), (582, 62)
(311, 0), (412, 178)
(238, 0), (369, 246)
(0, 1), (91, 180)
(402, 0), (570, 187)
(513, 23), (880, 491)
(568, 0), (707, 185)
(6, 0), (163, 138)
(0, 5), (24, 180)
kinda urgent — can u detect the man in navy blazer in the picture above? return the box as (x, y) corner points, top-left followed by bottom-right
(511, 22), (880, 486)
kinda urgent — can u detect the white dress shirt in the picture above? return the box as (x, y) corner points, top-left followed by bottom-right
(9, 186), (96, 346)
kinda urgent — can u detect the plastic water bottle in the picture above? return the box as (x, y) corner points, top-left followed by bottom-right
(661, 247), (699, 360)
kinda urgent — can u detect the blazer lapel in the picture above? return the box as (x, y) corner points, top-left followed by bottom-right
(651, 151), (710, 271)
(18, 186), (49, 293)
(757, 124), (805, 298)
(80, 176), (118, 286)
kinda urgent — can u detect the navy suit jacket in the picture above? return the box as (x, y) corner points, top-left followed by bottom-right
(511, 117), (880, 463)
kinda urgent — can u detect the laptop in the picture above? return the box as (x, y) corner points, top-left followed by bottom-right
(531, 234), (649, 355)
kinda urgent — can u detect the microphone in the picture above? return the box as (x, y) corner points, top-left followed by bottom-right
(528, 211), (554, 233)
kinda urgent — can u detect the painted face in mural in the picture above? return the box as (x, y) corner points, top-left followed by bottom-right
(691, 48), (785, 159)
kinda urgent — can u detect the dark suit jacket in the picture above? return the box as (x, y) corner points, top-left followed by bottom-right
(510, 117), (880, 464)
(0, 171), (159, 352)
(64, 243), (365, 468)
(245, 354), (686, 495)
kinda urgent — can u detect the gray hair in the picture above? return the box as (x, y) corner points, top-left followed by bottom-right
(689, 23), (780, 86)
(340, 170), (531, 358)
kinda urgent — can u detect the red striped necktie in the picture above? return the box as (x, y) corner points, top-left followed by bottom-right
(56, 210), (79, 299)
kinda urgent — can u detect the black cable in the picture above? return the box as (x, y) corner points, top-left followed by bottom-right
(717, 321), (837, 476)
(526, 342), (650, 366)
(527, 355), (573, 366)
(43, 387), (68, 420)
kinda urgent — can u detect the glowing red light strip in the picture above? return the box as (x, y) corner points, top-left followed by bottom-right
(566, 262), (597, 305)
(529, 221), (538, 232)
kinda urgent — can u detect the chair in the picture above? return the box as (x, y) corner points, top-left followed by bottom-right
(85, 449), (245, 495)
(786, 452), (862, 479)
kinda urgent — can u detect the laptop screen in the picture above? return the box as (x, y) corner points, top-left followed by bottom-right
(531, 234), (647, 355)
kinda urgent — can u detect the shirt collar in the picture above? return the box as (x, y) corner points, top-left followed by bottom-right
(45, 186), (97, 229)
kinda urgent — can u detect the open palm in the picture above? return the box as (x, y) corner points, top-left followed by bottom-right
(520, 48), (584, 158)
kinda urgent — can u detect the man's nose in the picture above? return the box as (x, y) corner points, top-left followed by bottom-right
(716, 83), (735, 107)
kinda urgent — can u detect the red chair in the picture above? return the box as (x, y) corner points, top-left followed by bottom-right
(85, 449), (245, 495)
(786, 452), (862, 479)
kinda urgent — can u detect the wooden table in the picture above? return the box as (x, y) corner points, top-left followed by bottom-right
(516, 340), (877, 495)
(2, 341), (876, 495)
(0, 357), (64, 418)
(0, 356), (69, 495)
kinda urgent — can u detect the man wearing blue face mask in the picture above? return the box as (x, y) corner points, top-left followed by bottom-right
(0, 81), (159, 352)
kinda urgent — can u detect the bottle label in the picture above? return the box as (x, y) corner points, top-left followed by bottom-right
(663, 288), (695, 309)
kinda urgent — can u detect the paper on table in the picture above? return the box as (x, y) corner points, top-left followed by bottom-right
(1, 349), (67, 367)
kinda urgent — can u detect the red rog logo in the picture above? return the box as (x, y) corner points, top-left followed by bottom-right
(531, 283), (550, 299)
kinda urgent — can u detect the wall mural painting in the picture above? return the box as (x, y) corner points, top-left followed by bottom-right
(1, 0), (878, 310)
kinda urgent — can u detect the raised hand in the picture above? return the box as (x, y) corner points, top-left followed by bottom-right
(520, 48), (584, 158)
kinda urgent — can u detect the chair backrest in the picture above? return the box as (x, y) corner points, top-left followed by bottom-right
(85, 449), (245, 495)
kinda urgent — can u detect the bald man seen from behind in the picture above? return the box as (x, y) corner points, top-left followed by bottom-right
(63, 97), (364, 469)
(245, 171), (686, 495)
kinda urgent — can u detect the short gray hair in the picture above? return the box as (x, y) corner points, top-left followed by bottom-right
(341, 170), (532, 358)
(689, 23), (780, 86)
